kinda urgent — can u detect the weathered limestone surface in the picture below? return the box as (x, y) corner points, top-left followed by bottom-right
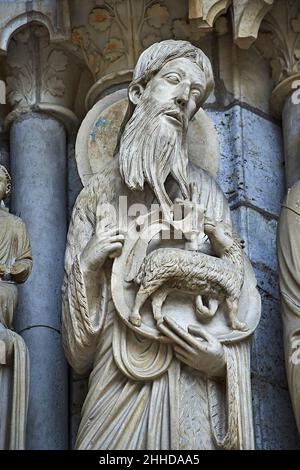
(211, 106), (284, 215)
(209, 103), (300, 448)
(217, 31), (274, 115)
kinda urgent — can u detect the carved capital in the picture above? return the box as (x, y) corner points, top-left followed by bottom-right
(256, 0), (300, 117)
(0, 0), (70, 54)
(70, 1), (171, 82)
(5, 25), (79, 131)
(69, 0), (204, 108)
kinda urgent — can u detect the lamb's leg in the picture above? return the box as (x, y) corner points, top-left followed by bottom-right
(151, 288), (169, 326)
(195, 295), (211, 320)
(129, 288), (150, 327)
(226, 297), (248, 331)
(208, 298), (219, 317)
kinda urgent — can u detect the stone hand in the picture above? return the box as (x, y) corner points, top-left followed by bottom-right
(174, 198), (204, 222)
(80, 227), (126, 273)
(10, 263), (23, 276)
(158, 315), (226, 378)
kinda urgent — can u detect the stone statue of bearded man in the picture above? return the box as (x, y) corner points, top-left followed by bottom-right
(62, 40), (260, 450)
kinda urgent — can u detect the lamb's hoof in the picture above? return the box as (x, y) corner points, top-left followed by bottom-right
(155, 316), (164, 326)
(196, 306), (214, 321)
(129, 315), (141, 327)
(232, 320), (248, 332)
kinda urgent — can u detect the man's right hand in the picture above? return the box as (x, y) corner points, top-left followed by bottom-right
(80, 227), (125, 273)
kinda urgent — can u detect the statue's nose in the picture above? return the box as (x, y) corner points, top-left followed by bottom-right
(175, 96), (187, 108)
(175, 84), (189, 109)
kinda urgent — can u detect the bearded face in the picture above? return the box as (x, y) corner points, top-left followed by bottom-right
(119, 57), (207, 211)
(119, 87), (189, 210)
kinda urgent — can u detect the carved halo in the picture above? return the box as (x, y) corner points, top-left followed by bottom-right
(75, 88), (220, 186)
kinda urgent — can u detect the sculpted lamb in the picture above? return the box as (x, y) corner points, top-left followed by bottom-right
(129, 219), (247, 331)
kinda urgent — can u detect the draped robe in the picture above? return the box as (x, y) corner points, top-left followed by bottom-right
(62, 160), (256, 450)
(0, 210), (32, 449)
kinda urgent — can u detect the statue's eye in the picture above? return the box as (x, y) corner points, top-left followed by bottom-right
(165, 74), (180, 84)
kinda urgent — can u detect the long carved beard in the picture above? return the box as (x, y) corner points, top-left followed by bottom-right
(118, 96), (189, 215)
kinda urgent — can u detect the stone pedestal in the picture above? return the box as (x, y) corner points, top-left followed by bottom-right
(10, 112), (68, 450)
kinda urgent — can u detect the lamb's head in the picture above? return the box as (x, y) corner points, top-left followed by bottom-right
(204, 219), (236, 257)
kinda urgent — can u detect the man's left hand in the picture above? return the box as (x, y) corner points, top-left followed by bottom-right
(158, 315), (226, 378)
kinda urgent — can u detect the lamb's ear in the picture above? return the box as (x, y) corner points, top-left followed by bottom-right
(231, 230), (244, 249)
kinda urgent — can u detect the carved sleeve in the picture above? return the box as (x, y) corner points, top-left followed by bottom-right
(208, 340), (254, 449)
(61, 176), (109, 375)
(62, 254), (108, 375)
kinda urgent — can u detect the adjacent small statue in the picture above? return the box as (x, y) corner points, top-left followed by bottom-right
(0, 165), (32, 449)
(62, 40), (260, 450)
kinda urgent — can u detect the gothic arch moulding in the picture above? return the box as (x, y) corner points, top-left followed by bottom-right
(0, 0), (70, 54)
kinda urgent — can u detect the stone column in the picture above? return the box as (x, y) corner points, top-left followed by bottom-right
(10, 112), (68, 449)
(5, 25), (80, 449)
